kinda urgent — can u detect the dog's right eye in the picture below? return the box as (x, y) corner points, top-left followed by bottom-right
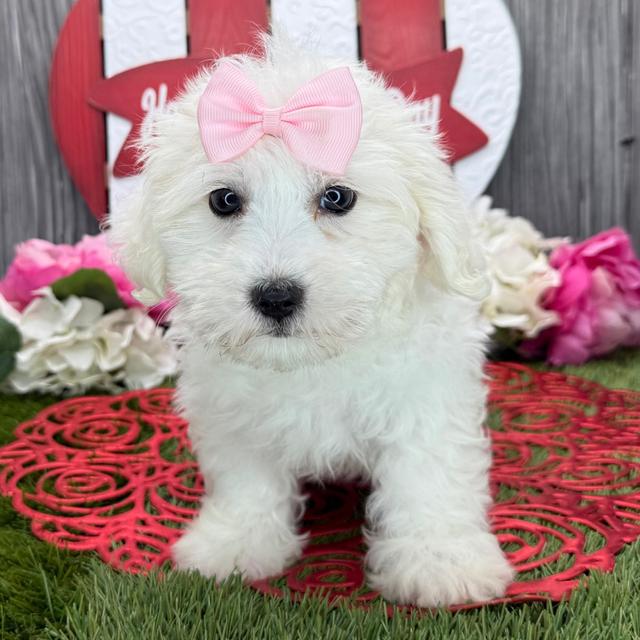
(318, 186), (357, 215)
(209, 188), (242, 217)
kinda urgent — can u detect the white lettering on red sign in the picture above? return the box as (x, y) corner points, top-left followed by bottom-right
(141, 83), (169, 115)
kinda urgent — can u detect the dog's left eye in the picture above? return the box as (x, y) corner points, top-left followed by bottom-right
(319, 186), (357, 215)
(209, 188), (242, 217)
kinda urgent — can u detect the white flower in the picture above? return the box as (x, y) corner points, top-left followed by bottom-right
(1, 288), (177, 395)
(472, 196), (563, 338)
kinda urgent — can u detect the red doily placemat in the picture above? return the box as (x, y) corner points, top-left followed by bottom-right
(1, 362), (639, 610)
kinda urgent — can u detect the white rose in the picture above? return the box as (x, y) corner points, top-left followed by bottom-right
(472, 196), (563, 339)
(1, 288), (177, 395)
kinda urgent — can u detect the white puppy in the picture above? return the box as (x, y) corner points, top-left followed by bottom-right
(109, 34), (513, 607)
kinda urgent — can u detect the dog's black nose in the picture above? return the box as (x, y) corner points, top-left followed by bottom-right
(250, 280), (304, 322)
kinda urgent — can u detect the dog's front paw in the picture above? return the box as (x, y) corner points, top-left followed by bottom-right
(367, 531), (514, 607)
(172, 505), (305, 581)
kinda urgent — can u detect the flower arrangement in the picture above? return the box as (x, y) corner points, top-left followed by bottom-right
(1, 207), (639, 396)
(0, 235), (177, 394)
(477, 198), (640, 364)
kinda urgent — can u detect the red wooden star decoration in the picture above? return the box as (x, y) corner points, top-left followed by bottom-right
(385, 48), (489, 163)
(89, 48), (487, 177)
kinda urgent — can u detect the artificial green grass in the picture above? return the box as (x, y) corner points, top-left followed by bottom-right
(534, 347), (640, 390)
(44, 551), (640, 640)
(1, 351), (640, 640)
(0, 395), (89, 640)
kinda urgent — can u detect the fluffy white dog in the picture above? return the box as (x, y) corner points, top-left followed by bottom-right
(109, 34), (513, 607)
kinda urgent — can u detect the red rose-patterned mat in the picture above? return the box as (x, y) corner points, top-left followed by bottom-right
(1, 362), (640, 610)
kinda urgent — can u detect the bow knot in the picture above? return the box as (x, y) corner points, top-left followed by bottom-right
(197, 62), (363, 175)
(262, 107), (283, 137)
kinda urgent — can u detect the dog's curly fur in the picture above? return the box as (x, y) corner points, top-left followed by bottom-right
(108, 34), (514, 606)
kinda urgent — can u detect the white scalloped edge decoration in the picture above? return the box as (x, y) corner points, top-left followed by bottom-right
(446, 0), (522, 201)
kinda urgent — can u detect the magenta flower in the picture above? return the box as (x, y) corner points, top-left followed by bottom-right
(0, 234), (141, 310)
(524, 229), (640, 365)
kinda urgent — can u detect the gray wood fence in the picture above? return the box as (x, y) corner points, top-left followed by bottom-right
(1, 0), (638, 269)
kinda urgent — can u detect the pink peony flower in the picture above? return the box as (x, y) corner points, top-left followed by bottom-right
(146, 294), (177, 325)
(74, 234), (140, 308)
(523, 228), (640, 365)
(0, 234), (141, 311)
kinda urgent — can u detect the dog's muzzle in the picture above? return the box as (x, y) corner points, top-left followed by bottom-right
(250, 279), (305, 323)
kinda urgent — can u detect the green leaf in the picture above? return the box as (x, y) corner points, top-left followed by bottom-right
(0, 315), (21, 352)
(0, 315), (21, 383)
(51, 268), (125, 313)
(0, 352), (16, 382)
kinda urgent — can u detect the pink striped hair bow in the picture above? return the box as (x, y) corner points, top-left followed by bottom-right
(197, 62), (363, 175)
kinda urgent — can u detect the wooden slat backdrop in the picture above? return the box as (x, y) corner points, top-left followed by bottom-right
(0, 0), (638, 270)
(0, 0), (99, 271)
(488, 1), (640, 242)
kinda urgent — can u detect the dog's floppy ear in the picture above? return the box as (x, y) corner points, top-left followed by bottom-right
(409, 145), (490, 301)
